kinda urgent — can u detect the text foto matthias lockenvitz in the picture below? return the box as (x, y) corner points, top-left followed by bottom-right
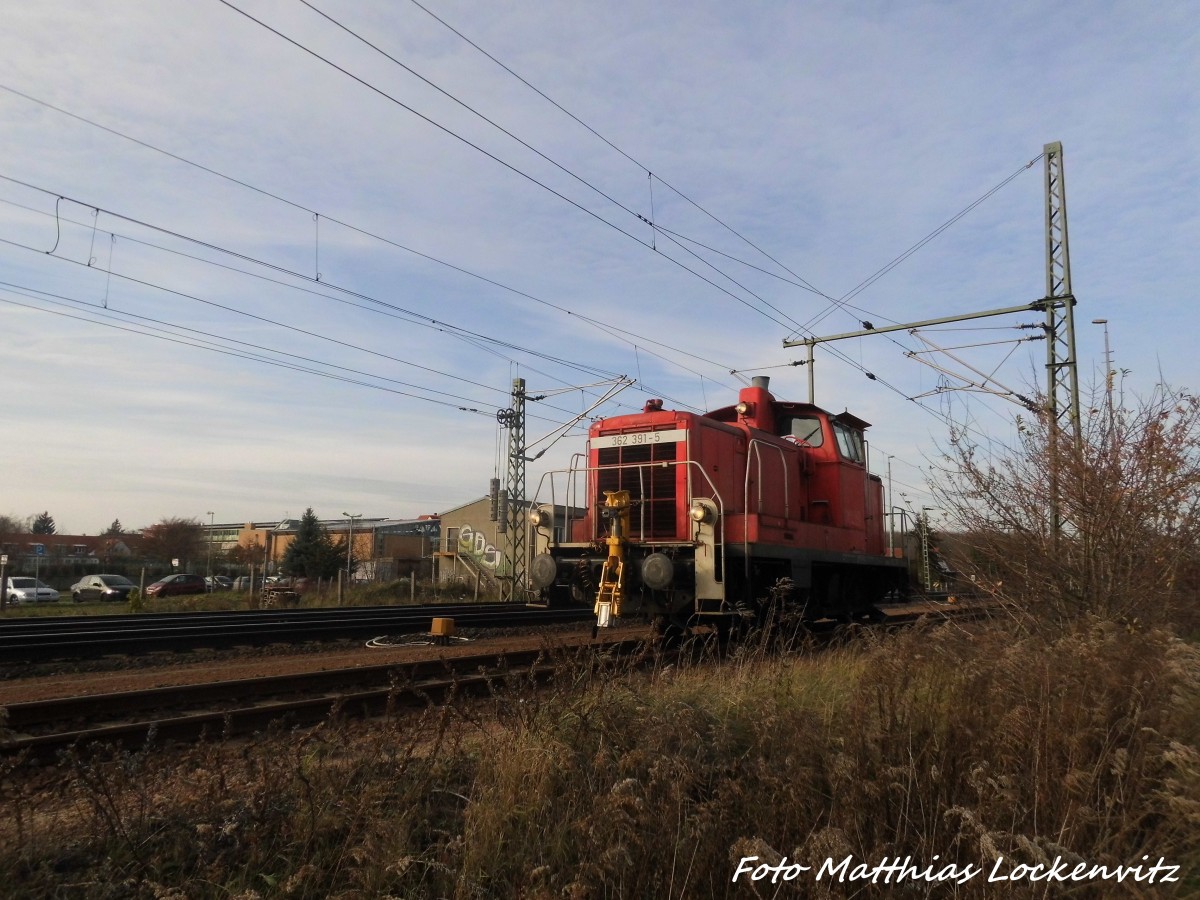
(733, 854), (1182, 887)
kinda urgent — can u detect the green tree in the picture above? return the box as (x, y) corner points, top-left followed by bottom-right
(31, 511), (56, 534)
(281, 508), (343, 579)
(104, 519), (124, 536)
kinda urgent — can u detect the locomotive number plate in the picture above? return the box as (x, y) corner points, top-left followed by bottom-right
(591, 428), (687, 449)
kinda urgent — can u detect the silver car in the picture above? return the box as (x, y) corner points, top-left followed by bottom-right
(4, 577), (61, 604)
(70, 573), (137, 603)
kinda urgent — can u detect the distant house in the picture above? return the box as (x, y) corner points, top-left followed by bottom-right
(0, 532), (105, 576)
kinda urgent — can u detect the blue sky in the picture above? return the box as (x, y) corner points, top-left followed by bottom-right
(1, 0), (1196, 534)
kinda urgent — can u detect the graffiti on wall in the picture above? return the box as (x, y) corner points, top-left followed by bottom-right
(458, 524), (502, 571)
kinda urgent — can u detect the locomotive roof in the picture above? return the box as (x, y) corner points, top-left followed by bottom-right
(705, 399), (873, 431)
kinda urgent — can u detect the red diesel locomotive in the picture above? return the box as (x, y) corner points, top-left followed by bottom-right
(528, 376), (908, 632)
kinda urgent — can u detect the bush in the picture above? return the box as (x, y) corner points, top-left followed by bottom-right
(931, 382), (1200, 629)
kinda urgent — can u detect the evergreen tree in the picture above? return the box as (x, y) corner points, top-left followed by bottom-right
(31, 511), (56, 535)
(281, 508), (343, 578)
(104, 519), (124, 536)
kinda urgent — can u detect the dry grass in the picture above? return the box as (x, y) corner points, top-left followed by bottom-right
(1, 621), (1197, 898)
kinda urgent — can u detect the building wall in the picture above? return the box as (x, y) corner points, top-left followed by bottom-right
(438, 498), (511, 581)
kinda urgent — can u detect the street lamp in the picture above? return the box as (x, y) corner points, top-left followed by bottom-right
(206, 511), (215, 586)
(886, 455), (895, 556)
(342, 512), (361, 585)
(1092, 318), (1114, 423)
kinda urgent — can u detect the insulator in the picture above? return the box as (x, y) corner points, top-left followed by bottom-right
(489, 478), (500, 521)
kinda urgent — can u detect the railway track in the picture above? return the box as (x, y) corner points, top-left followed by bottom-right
(0, 602), (595, 663)
(0, 599), (989, 764)
(1, 637), (651, 763)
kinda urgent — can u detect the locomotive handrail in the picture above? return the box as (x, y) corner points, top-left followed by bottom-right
(530, 458), (728, 588)
(745, 438), (792, 520)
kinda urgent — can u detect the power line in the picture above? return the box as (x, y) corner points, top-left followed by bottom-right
(403, 0), (830, 301)
(0, 178), (729, 435)
(0, 172), (682, 396)
(0, 234), (613, 425)
(0, 287), (503, 415)
(215, 1), (811, 334)
(794, 154), (1045, 337)
(391, 0), (1043, 431)
(298, 0), (817, 333)
(0, 82), (741, 401)
(3, 52), (1034, 452)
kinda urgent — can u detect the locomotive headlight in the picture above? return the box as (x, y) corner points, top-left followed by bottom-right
(529, 506), (553, 529)
(736, 400), (753, 416)
(690, 501), (715, 524)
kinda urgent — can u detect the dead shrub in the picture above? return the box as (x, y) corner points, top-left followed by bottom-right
(931, 382), (1200, 629)
(1, 623), (1196, 898)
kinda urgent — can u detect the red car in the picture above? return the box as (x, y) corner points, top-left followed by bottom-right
(145, 573), (207, 598)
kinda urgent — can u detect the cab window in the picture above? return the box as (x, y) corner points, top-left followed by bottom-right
(779, 415), (824, 447)
(832, 422), (865, 463)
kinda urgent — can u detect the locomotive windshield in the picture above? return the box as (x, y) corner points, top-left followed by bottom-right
(779, 415), (824, 447)
(832, 421), (865, 463)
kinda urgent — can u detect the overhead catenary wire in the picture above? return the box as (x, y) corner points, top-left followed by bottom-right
(1, 74), (1029, 444)
(793, 154), (1045, 338)
(0, 83), (741, 401)
(293, 0), (822, 336)
(0, 277), (528, 413)
(402, 0), (829, 301)
(0, 247), (611, 428)
(215, 0), (806, 337)
(385, 3), (1044, 444)
(293, 0), (815, 333)
(258, 1), (997, 427)
(0, 172), (710, 412)
(3, 28), (1034, 461)
(0, 289), (502, 416)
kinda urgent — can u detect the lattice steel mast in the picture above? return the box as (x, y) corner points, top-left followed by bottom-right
(1042, 141), (1080, 538)
(497, 378), (527, 602)
(783, 142), (1080, 534)
(1043, 141), (1080, 438)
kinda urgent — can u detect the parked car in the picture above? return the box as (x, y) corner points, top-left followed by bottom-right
(144, 573), (207, 599)
(4, 577), (61, 604)
(70, 574), (137, 603)
(205, 575), (233, 592)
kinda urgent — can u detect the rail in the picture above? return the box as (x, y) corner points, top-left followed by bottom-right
(1, 599), (994, 764)
(1, 637), (652, 763)
(0, 603), (594, 663)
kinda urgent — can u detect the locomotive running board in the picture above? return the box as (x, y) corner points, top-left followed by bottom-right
(694, 598), (731, 616)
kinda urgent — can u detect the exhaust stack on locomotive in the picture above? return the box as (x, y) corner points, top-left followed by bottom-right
(528, 377), (907, 632)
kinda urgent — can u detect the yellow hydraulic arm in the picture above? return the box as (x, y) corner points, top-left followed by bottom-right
(595, 490), (631, 627)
